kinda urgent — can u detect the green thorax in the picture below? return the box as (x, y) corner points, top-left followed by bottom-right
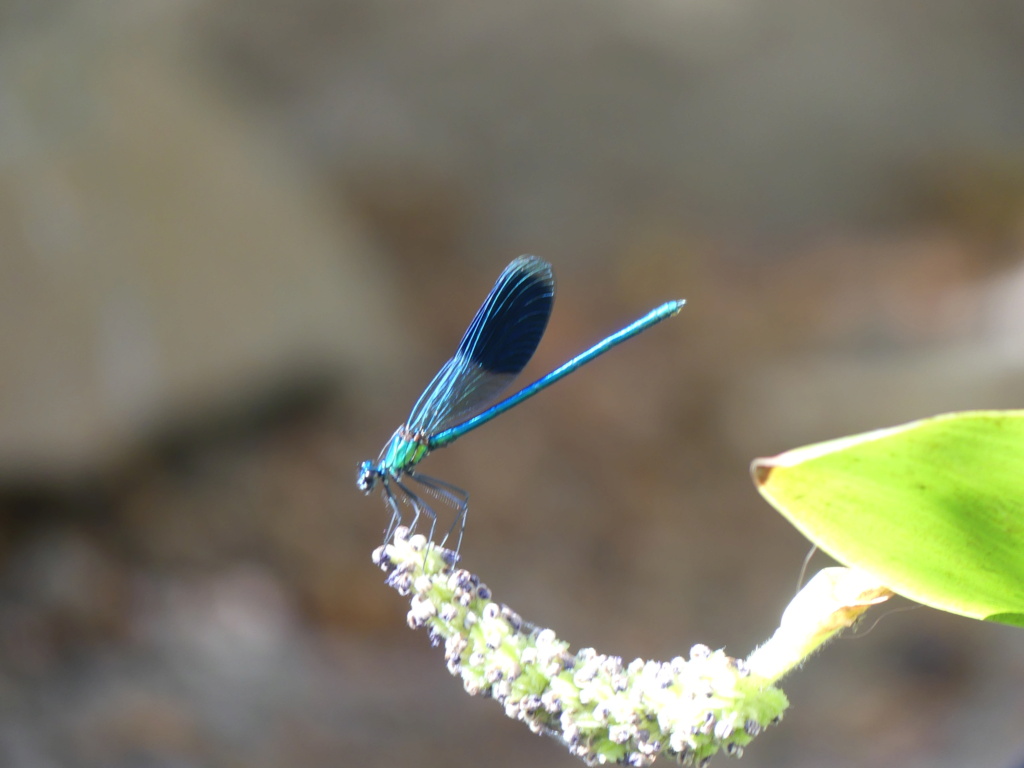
(382, 427), (431, 473)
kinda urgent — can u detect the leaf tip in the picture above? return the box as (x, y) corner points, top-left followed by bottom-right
(751, 459), (774, 486)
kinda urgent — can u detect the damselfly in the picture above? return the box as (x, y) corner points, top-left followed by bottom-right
(358, 255), (684, 553)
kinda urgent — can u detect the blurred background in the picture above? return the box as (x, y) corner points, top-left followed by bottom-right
(2, 1), (1024, 766)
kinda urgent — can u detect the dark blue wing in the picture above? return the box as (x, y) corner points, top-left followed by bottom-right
(456, 255), (555, 374)
(404, 255), (555, 435)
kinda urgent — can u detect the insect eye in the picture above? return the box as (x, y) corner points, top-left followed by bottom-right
(357, 463), (378, 493)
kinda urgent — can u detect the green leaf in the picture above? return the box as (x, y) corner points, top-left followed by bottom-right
(751, 410), (1024, 626)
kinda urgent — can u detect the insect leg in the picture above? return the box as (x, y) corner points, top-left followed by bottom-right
(380, 478), (405, 547)
(408, 471), (469, 553)
(394, 476), (438, 543)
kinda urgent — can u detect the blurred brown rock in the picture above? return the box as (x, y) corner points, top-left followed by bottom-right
(0, 2), (399, 480)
